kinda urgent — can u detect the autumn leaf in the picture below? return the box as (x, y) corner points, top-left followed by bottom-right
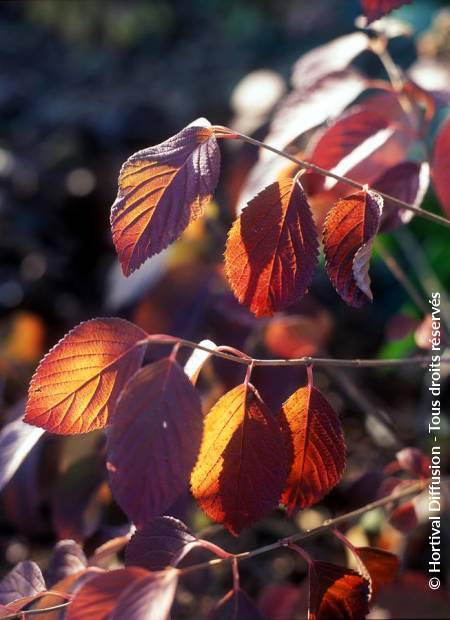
(323, 190), (383, 307)
(280, 386), (345, 513)
(107, 358), (203, 527)
(360, 0), (411, 23)
(266, 70), (367, 154)
(209, 588), (264, 620)
(225, 178), (318, 318)
(0, 561), (45, 606)
(291, 33), (369, 89)
(24, 318), (147, 435)
(125, 516), (199, 571)
(191, 383), (290, 535)
(111, 117), (221, 276)
(307, 106), (415, 196)
(109, 569), (178, 620)
(354, 547), (399, 597)
(432, 116), (450, 218)
(374, 162), (430, 232)
(264, 311), (333, 359)
(309, 561), (370, 620)
(46, 540), (87, 587)
(67, 568), (149, 620)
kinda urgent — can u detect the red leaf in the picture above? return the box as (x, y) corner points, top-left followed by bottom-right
(67, 567), (149, 620)
(28, 568), (103, 615)
(280, 386), (345, 513)
(125, 516), (198, 571)
(323, 190), (383, 307)
(191, 383), (290, 535)
(111, 118), (220, 276)
(0, 561), (45, 606)
(360, 0), (411, 23)
(291, 33), (369, 89)
(375, 162), (430, 232)
(309, 561), (370, 620)
(266, 70), (367, 153)
(432, 116), (450, 217)
(24, 318), (147, 434)
(109, 569), (178, 620)
(307, 107), (414, 196)
(354, 547), (400, 597)
(107, 358), (203, 527)
(209, 589), (263, 620)
(225, 178), (318, 317)
(389, 500), (418, 533)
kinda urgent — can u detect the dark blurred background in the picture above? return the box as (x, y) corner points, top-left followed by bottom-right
(0, 1), (449, 617)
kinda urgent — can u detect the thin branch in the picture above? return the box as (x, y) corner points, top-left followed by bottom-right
(1, 600), (71, 620)
(215, 127), (450, 229)
(145, 335), (450, 368)
(178, 478), (431, 576)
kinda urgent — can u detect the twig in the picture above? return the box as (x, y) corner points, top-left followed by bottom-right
(214, 128), (450, 229)
(178, 478), (430, 576)
(145, 335), (450, 368)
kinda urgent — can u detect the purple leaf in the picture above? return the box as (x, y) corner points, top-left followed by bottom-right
(109, 569), (178, 620)
(125, 516), (198, 571)
(46, 540), (88, 587)
(0, 415), (44, 492)
(107, 358), (203, 527)
(111, 118), (221, 276)
(291, 33), (369, 89)
(374, 162), (430, 232)
(0, 561), (45, 605)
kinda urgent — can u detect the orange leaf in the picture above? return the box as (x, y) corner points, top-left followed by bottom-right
(323, 190), (382, 307)
(25, 318), (147, 434)
(280, 386), (345, 513)
(111, 118), (220, 276)
(191, 383), (289, 535)
(354, 547), (399, 597)
(309, 561), (370, 620)
(225, 178), (318, 318)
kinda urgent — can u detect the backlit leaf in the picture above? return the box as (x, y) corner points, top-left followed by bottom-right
(184, 338), (217, 385)
(0, 561), (45, 606)
(125, 516), (198, 571)
(107, 358), (203, 527)
(354, 547), (399, 596)
(111, 118), (220, 276)
(375, 162), (430, 232)
(46, 540), (87, 587)
(191, 383), (289, 535)
(309, 561), (370, 620)
(389, 500), (418, 533)
(266, 70), (367, 154)
(209, 588), (263, 620)
(225, 178), (318, 318)
(323, 191), (383, 307)
(24, 318), (147, 434)
(109, 569), (178, 620)
(280, 386), (345, 513)
(307, 107), (414, 196)
(360, 0), (411, 23)
(432, 116), (450, 218)
(291, 33), (369, 89)
(67, 568), (149, 620)
(0, 414), (44, 492)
